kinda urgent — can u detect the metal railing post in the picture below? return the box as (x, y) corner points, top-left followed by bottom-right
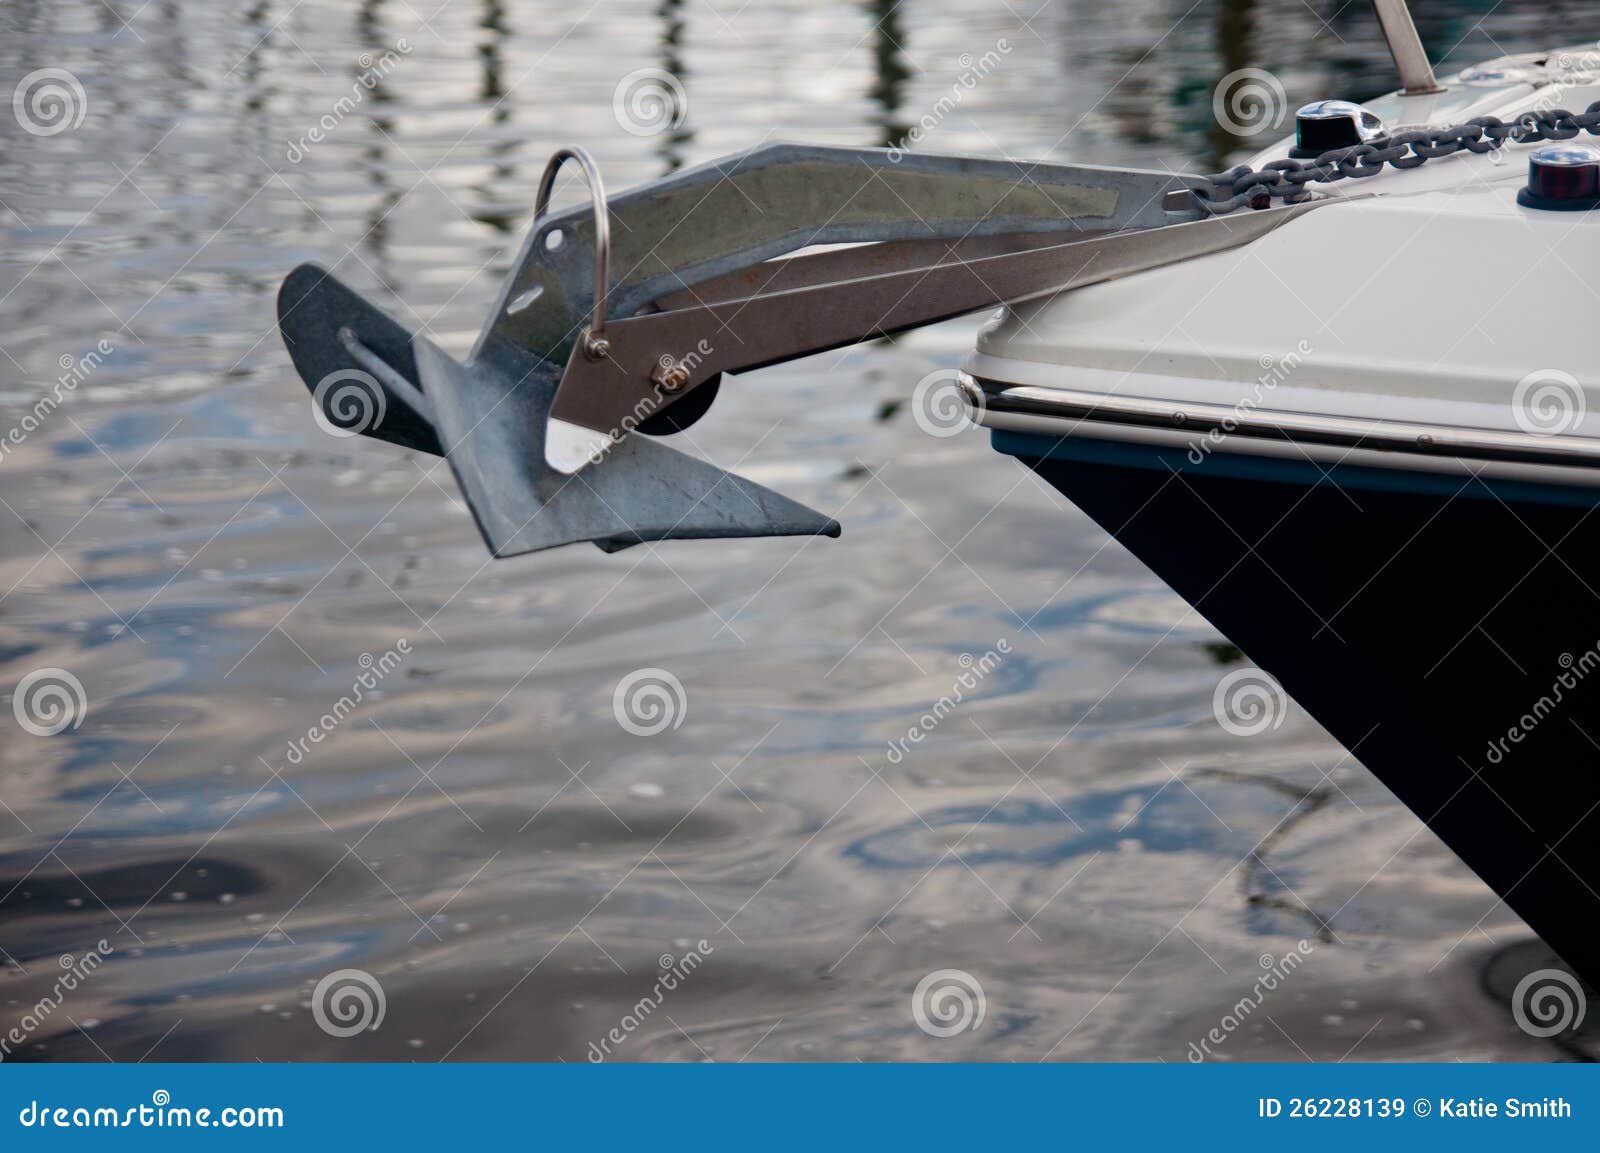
(1372, 0), (1445, 94)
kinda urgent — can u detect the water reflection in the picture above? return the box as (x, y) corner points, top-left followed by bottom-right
(867, 0), (912, 150)
(653, 0), (694, 171)
(1208, 0), (1259, 168)
(846, 788), (1257, 869)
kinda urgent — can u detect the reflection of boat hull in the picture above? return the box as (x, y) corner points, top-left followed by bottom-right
(995, 429), (1600, 988)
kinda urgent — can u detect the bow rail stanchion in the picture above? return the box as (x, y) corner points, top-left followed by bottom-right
(277, 143), (1320, 558)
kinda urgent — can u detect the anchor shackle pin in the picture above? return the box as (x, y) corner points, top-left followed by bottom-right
(534, 146), (612, 361)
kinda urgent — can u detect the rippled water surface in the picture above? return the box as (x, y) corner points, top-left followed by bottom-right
(1, 0), (1594, 1061)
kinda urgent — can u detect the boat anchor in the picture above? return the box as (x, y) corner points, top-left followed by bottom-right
(278, 143), (1312, 558)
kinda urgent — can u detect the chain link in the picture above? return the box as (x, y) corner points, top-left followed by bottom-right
(1194, 101), (1600, 214)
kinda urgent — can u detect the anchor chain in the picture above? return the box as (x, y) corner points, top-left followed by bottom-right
(1195, 101), (1600, 214)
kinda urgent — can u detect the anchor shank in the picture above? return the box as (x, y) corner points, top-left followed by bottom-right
(547, 203), (1321, 464)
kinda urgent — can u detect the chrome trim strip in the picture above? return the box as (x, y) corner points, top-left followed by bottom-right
(965, 376), (1600, 470)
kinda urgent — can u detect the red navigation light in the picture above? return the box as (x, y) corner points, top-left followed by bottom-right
(1519, 144), (1600, 210)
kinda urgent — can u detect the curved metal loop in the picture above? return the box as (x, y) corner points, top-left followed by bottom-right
(534, 146), (612, 361)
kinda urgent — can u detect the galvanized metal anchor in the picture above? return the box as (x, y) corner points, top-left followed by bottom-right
(277, 143), (1306, 558)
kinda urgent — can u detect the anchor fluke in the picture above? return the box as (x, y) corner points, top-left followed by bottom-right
(277, 261), (840, 557)
(408, 335), (841, 557)
(278, 263), (441, 456)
